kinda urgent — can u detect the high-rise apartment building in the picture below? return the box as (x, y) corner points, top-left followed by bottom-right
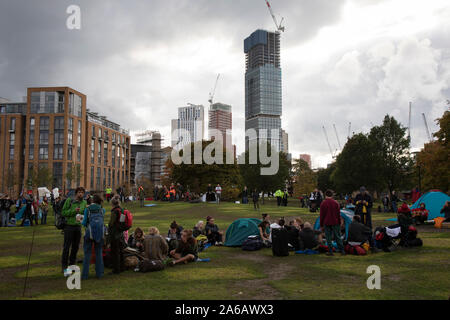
(244, 29), (282, 152)
(300, 154), (312, 168)
(0, 87), (131, 195)
(171, 104), (204, 150)
(208, 102), (232, 150)
(281, 129), (288, 154)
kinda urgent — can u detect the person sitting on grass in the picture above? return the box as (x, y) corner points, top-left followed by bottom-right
(193, 220), (206, 238)
(143, 227), (169, 262)
(205, 216), (223, 245)
(258, 221), (270, 245)
(169, 229), (198, 265)
(347, 215), (372, 246)
(167, 220), (183, 251)
(128, 227), (145, 252)
(298, 222), (322, 250)
(411, 203), (429, 225)
(441, 201), (450, 222)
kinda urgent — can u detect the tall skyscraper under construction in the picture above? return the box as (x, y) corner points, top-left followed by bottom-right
(244, 29), (282, 152)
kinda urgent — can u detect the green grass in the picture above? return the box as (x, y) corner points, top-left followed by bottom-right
(0, 199), (449, 300)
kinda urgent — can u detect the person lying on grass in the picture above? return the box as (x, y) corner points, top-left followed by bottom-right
(205, 216), (223, 245)
(169, 229), (198, 265)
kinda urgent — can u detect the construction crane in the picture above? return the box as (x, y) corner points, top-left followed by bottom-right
(322, 126), (335, 159)
(264, 0), (285, 33)
(422, 113), (432, 143)
(347, 122), (352, 140)
(208, 73), (220, 106)
(333, 124), (342, 150)
(407, 102), (412, 141)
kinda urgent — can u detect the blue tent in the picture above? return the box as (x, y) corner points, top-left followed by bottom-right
(410, 190), (450, 220)
(224, 218), (261, 247)
(314, 209), (354, 241)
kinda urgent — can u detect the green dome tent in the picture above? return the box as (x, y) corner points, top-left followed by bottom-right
(224, 218), (262, 247)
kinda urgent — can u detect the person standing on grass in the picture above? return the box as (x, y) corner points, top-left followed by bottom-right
(391, 190), (399, 213)
(39, 196), (49, 225)
(138, 185), (145, 207)
(169, 229), (198, 265)
(353, 186), (373, 230)
(242, 186), (249, 204)
(382, 193), (390, 213)
(61, 187), (87, 274)
(108, 197), (126, 274)
(215, 184), (222, 204)
(252, 189), (260, 211)
(81, 194), (105, 280)
(32, 195), (39, 226)
(320, 189), (345, 256)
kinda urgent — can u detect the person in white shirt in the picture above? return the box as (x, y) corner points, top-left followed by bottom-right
(215, 184), (222, 204)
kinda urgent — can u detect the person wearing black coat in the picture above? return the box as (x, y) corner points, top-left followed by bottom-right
(353, 187), (373, 229)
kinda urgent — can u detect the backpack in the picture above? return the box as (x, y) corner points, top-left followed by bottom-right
(118, 208), (133, 232)
(271, 228), (289, 257)
(344, 244), (367, 255)
(55, 198), (69, 230)
(138, 258), (165, 272)
(85, 206), (105, 243)
(242, 238), (263, 251)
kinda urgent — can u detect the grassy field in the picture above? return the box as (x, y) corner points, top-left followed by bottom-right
(0, 199), (449, 300)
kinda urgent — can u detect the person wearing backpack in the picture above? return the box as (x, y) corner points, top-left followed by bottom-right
(61, 187), (87, 274)
(81, 194), (105, 280)
(108, 197), (126, 274)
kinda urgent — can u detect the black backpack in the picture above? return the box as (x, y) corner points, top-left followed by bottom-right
(55, 198), (70, 230)
(242, 238), (263, 251)
(271, 228), (289, 257)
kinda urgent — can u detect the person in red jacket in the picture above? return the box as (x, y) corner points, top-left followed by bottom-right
(320, 190), (345, 256)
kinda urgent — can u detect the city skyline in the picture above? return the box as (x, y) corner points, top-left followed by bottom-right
(1, 0), (449, 168)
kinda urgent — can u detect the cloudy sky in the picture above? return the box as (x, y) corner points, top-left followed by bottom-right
(1, 0), (449, 168)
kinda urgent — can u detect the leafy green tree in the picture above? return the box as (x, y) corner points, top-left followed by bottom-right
(65, 163), (83, 189)
(416, 110), (449, 192)
(239, 143), (290, 204)
(332, 133), (380, 194)
(368, 115), (411, 194)
(168, 140), (243, 198)
(292, 158), (317, 197)
(317, 162), (337, 192)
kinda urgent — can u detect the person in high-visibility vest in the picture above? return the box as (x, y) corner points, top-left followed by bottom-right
(105, 187), (112, 202)
(275, 189), (283, 206)
(169, 186), (176, 203)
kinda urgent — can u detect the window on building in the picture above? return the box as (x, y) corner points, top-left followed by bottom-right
(30, 117), (35, 130)
(67, 146), (72, 160)
(53, 146), (64, 160)
(39, 117), (49, 130)
(92, 125), (95, 137)
(77, 146), (81, 162)
(112, 169), (115, 189)
(91, 143), (95, 164)
(103, 168), (106, 189)
(69, 118), (73, 131)
(10, 132), (15, 146)
(96, 167), (101, 190)
(10, 118), (16, 131)
(39, 146), (48, 160)
(90, 166), (94, 189)
(108, 168), (111, 187)
(104, 142), (108, 166)
(9, 146), (14, 160)
(54, 117), (64, 130)
(98, 127), (102, 138)
(112, 145), (115, 168)
(98, 141), (101, 163)
(29, 145), (34, 160)
(67, 132), (73, 146)
(39, 132), (49, 145)
(54, 131), (64, 145)
(53, 162), (63, 189)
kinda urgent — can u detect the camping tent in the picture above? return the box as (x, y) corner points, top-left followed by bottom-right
(410, 190), (450, 220)
(224, 218), (262, 247)
(313, 209), (354, 241)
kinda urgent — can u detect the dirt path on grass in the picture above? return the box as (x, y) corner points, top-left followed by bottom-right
(230, 253), (296, 300)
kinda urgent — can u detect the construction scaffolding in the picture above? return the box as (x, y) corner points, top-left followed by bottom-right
(133, 130), (163, 186)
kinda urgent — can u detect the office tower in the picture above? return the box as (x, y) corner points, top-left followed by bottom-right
(172, 103), (204, 150)
(131, 130), (162, 186)
(244, 29), (282, 152)
(281, 129), (288, 153)
(0, 87), (131, 195)
(208, 102), (232, 150)
(300, 154), (312, 168)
